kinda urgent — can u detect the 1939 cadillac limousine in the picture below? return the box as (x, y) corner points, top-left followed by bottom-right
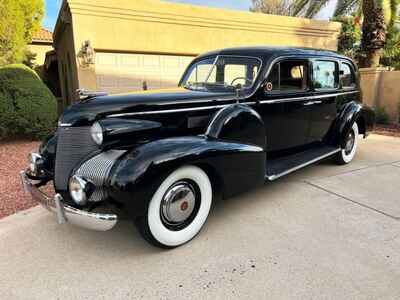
(21, 47), (375, 248)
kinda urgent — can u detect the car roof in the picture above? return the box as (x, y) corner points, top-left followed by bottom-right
(196, 46), (349, 61)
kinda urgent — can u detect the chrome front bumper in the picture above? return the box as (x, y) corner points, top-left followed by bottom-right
(20, 171), (117, 231)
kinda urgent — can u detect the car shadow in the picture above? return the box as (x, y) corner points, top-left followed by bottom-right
(38, 158), (356, 255)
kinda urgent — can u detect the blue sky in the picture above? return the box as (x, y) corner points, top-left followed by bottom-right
(42, 0), (334, 31)
(43, 0), (62, 30)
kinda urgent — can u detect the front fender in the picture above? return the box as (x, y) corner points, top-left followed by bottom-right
(108, 136), (265, 218)
(206, 104), (266, 149)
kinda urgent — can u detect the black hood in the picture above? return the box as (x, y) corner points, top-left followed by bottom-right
(60, 87), (235, 126)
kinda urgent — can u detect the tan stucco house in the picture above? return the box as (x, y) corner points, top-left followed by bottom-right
(28, 27), (53, 66)
(48, 0), (341, 109)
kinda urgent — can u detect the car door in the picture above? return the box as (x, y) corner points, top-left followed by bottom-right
(308, 59), (339, 143)
(254, 59), (312, 153)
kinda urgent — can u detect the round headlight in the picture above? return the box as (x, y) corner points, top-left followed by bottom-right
(91, 122), (103, 145)
(69, 176), (89, 205)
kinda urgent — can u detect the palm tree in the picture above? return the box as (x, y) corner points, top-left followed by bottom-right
(251, 0), (398, 67)
(250, 0), (331, 18)
(333, 0), (398, 67)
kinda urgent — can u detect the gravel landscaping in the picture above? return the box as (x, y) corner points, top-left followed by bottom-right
(0, 140), (40, 219)
(374, 124), (400, 137)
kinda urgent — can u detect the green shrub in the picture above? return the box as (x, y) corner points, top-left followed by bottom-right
(0, 64), (57, 140)
(374, 107), (390, 125)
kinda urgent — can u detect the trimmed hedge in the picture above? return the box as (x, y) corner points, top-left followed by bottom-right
(0, 64), (57, 140)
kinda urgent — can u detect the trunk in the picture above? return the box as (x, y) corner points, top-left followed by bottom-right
(361, 0), (386, 67)
(366, 49), (382, 67)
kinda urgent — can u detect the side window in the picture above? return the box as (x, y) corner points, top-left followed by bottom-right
(312, 60), (337, 89)
(265, 60), (308, 92)
(340, 63), (356, 88)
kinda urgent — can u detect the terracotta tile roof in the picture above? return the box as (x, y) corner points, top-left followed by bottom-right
(32, 27), (53, 43)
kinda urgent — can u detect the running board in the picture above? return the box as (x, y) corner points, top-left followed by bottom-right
(265, 146), (340, 181)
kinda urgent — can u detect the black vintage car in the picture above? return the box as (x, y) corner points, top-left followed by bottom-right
(21, 47), (375, 248)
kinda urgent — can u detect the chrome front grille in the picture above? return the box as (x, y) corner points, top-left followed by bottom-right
(54, 126), (98, 190)
(74, 150), (126, 202)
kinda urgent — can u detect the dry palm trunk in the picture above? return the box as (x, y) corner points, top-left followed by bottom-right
(361, 0), (386, 67)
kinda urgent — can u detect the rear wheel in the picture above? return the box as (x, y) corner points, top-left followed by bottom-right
(335, 122), (359, 165)
(136, 165), (212, 248)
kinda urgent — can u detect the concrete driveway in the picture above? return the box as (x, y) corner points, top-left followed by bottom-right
(1, 134), (400, 300)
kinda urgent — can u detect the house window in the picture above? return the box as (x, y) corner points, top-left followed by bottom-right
(313, 60), (337, 89)
(340, 63), (356, 88)
(265, 60), (308, 92)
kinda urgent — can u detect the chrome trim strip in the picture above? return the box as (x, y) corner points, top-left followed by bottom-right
(259, 90), (359, 104)
(107, 90), (358, 117)
(108, 104), (229, 118)
(157, 96), (234, 105)
(266, 148), (341, 181)
(20, 171), (118, 231)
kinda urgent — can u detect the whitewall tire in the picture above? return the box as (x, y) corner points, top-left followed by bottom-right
(136, 165), (212, 248)
(335, 122), (359, 165)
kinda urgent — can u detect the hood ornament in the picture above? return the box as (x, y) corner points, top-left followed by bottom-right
(77, 89), (108, 101)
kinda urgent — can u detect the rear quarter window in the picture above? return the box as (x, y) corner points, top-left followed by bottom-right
(340, 62), (356, 88)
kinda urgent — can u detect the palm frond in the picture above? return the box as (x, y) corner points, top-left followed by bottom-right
(304, 0), (331, 18)
(290, 0), (311, 16)
(333, 0), (360, 16)
(388, 0), (399, 28)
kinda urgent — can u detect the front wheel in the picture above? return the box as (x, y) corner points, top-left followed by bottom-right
(136, 165), (212, 248)
(335, 122), (359, 165)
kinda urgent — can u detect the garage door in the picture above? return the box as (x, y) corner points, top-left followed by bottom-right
(95, 52), (195, 94)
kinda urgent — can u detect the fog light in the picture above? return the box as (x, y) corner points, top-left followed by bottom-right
(28, 153), (43, 176)
(69, 176), (93, 206)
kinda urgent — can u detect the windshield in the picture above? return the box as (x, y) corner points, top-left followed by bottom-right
(180, 55), (262, 92)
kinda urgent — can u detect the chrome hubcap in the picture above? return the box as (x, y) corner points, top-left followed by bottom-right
(345, 131), (355, 154)
(161, 181), (196, 225)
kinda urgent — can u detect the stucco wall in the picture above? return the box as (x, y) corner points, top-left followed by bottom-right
(64, 0), (341, 91)
(360, 68), (400, 122)
(53, 0), (341, 102)
(27, 43), (53, 66)
(69, 0), (340, 54)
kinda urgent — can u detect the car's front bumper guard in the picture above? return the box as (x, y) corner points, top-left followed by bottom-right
(20, 171), (117, 231)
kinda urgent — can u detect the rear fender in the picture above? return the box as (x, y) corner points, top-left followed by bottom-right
(330, 101), (374, 148)
(108, 136), (265, 218)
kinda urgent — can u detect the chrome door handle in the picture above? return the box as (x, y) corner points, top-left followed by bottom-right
(303, 101), (315, 106)
(313, 100), (322, 104)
